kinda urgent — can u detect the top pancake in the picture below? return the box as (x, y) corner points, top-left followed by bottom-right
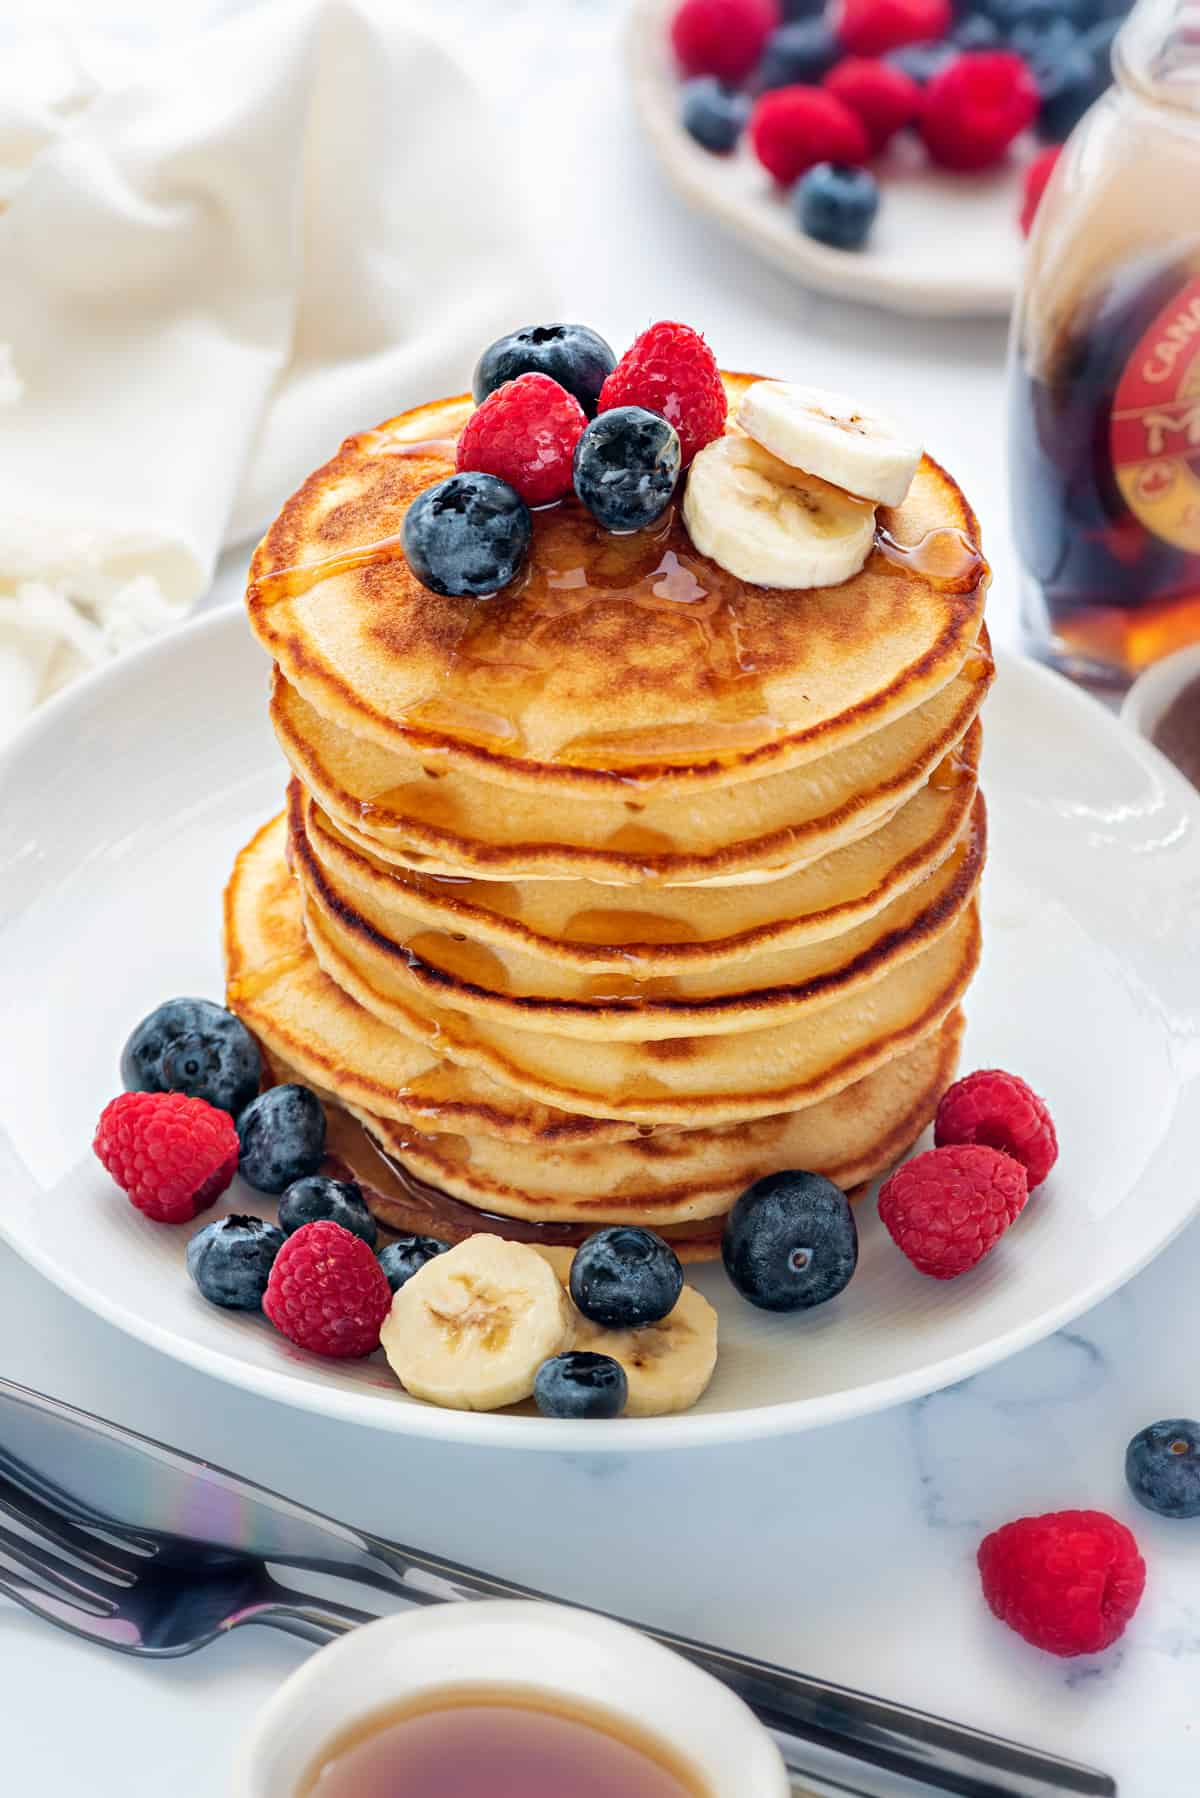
(247, 373), (988, 794)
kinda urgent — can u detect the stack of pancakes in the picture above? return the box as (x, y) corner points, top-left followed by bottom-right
(226, 373), (991, 1260)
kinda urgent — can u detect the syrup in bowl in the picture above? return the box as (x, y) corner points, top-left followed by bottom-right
(299, 1684), (710, 1797)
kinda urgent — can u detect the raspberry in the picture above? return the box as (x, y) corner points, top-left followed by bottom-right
(824, 57), (922, 151)
(835, 0), (951, 56)
(920, 52), (1040, 172)
(456, 372), (586, 507)
(1020, 143), (1061, 236)
(598, 321), (727, 466)
(670, 0), (780, 85)
(978, 1511), (1146, 1657)
(935, 1068), (1058, 1189)
(94, 1091), (238, 1225)
(749, 87), (871, 188)
(877, 1143), (1028, 1278)
(263, 1219), (392, 1359)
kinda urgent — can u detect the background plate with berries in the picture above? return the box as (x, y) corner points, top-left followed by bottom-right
(2, 608), (1200, 1449)
(628, 0), (1118, 317)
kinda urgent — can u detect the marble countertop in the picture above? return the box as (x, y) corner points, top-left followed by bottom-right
(4, 3), (1198, 1794)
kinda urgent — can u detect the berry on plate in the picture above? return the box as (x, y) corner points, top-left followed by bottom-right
(378, 1234), (451, 1293)
(402, 471), (532, 598)
(1126, 1420), (1200, 1520)
(598, 320), (726, 465)
(1019, 142), (1061, 233)
(236, 1084), (327, 1195)
(886, 40), (955, 82)
(186, 1214), (284, 1310)
(920, 51), (1040, 170)
(94, 1091), (239, 1225)
(534, 1351), (629, 1420)
(573, 407), (682, 530)
(935, 1068), (1058, 1188)
(670, 0), (781, 84)
(722, 1169), (858, 1312)
(279, 1174), (377, 1247)
(473, 324), (616, 418)
(263, 1219), (393, 1359)
(794, 162), (881, 249)
(456, 372), (586, 507)
(121, 996), (261, 1119)
(750, 86), (871, 186)
(978, 1510), (1146, 1656)
(877, 1143), (1029, 1278)
(569, 1226), (684, 1329)
(824, 57), (922, 149)
(759, 19), (843, 87)
(835, 0), (952, 57)
(681, 76), (753, 151)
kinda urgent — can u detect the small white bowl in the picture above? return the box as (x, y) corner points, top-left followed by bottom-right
(232, 1600), (790, 1797)
(1120, 642), (1200, 748)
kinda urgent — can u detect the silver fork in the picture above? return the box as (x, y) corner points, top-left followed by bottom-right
(0, 1378), (1116, 1798)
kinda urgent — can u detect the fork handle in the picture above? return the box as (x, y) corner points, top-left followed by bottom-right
(354, 1540), (1113, 1798)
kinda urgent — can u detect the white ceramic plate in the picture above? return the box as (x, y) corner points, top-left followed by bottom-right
(3, 608), (1199, 1450)
(628, 0), (1033, 318)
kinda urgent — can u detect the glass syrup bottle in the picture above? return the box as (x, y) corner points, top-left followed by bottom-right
(1008, 0), (1200, 689)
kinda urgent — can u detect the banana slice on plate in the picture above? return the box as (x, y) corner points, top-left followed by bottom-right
(573, 1287), (719, 1418)
(683, 434), (875, 590)
(382, 1234), (575, 1411)
(736, 381), (921, 507)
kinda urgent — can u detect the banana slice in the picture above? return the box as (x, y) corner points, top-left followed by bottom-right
(382, 1235), (574, 1411)
(736, 381), (921, 507)
(572, 1286), (718, 1418)
(683, 434), (875, 590)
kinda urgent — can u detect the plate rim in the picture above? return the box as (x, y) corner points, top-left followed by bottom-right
(626, 0), (1019, 320)
(2, 604), (1198, 1452)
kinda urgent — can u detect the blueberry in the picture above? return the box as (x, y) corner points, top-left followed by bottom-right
(569, 1227), (683, 1329)
(758, 19), (841, 87)
(722, 1170), (858, 1312)
(186, 1214), (284, 1311)
(473, 323), (616, 417)
(951, 11), (1004, 46)
(534, 1352), (628, 1420)
(572, 408), (681, 533)
(1126, 1420), (1200, 1520)
(1034, 43), (1107, 138)
(886, 41), (955, 82)
(122, 997), (261, 1118)
(1009, 14), (1081, 59)
(236, 1084), (326, 1194)
(1081, 14), (1121, 58)
(681, 78), (751, 152)
(794, 163), (880, 252)
(377, 1234), (450, 1293)
(403, 472), (531, 599)
(279, 1174), (377, 1247)
(779, 0), (828, 16)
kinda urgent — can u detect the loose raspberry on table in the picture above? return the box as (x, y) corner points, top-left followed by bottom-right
(749, 86), (871, 188)
(263, 1219), (393, 1359)
(456, 372), (586, 507)
(835, 0), (951, 57)
(935, 1068), (1058, 1189)
(978, 1511), (1146, 1657)
(670, 0), (780, 85)
(824, 57), (922, 151)
(94, 1091), (239, 1224)
(598, 321), (727, 466)
(1019, 143), (1061, 236)
(877, 1143), (1028, 1278)
(920, 51), (1040, 171)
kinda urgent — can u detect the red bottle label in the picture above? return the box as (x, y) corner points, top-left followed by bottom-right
(1110, 274), (1200, 553)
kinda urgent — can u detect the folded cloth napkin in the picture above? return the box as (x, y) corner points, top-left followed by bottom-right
(0, 0), (555, 739)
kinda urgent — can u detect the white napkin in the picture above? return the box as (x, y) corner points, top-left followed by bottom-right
(0, 0), (555, 738)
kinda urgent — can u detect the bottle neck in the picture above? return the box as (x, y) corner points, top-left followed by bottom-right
(1116, 0), (1200, 112)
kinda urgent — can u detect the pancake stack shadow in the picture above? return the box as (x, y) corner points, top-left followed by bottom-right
(226, 375), (992, 1261)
